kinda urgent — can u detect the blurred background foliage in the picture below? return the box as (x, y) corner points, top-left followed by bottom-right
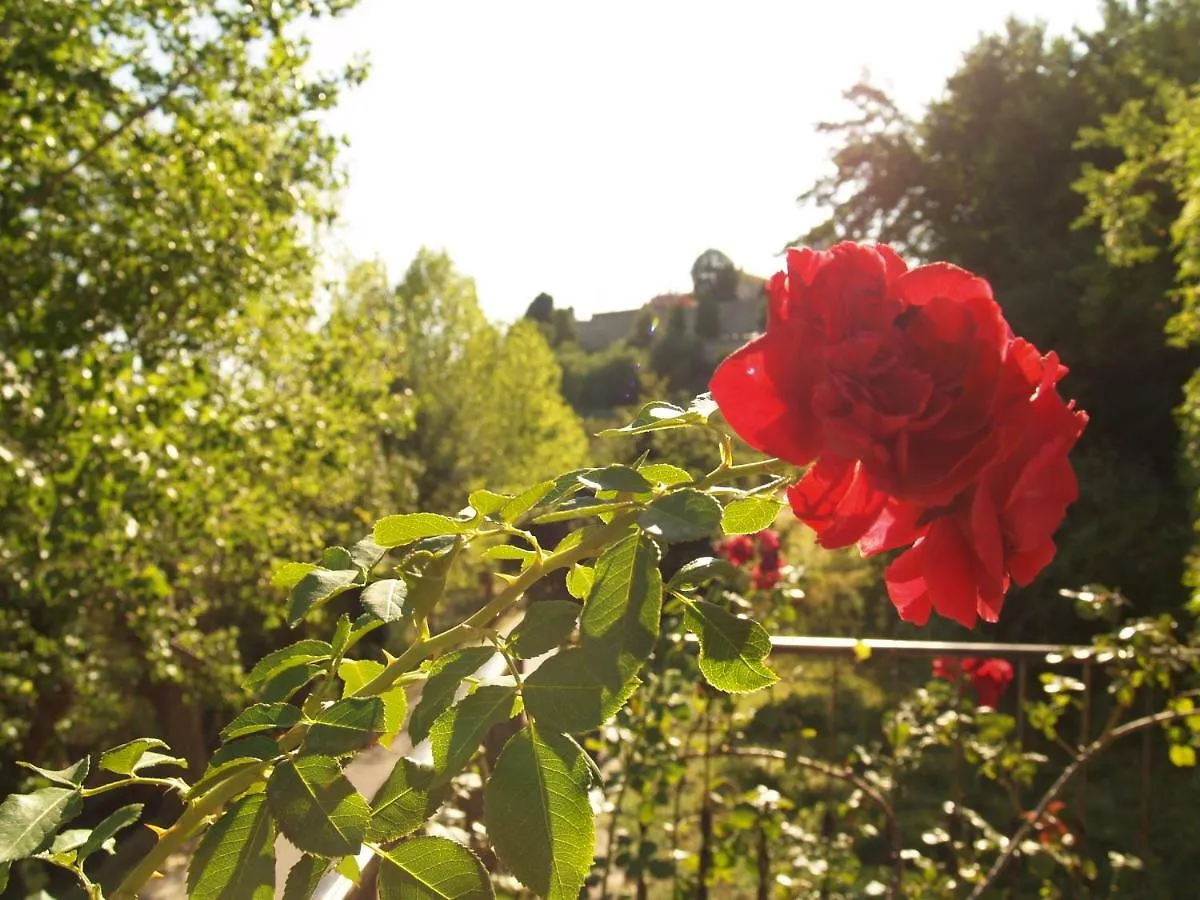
(7, 0), (1200, 895)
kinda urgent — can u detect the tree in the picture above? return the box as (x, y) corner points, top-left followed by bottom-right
(340, 251), (590, 514)
(523, 292), (578, 348)
(0, 0), (376, 781)
(793, 4), (1200, 633)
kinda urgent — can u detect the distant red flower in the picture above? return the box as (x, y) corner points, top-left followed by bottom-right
(931, 656), (1012, 707)
(717, 535), (755, 566)
(716, 530), (784, 591)
(710, 242), (1086, 628)
(970, 658), (1014, 708)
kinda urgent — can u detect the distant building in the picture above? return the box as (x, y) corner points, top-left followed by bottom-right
(575, 254), (766, 352)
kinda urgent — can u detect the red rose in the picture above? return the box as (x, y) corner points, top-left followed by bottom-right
(969, 658), (1014, 708)
(712, 243), (1011, 507)
(883, 350), (1086, 627)
(711, 242), (1086, 628)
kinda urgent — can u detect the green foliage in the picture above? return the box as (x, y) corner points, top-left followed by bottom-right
(187, 794), (275, 900)
(265, 755), (369, 858)
(681, 599), (779, 693)
(368, 759), (448, 844)
(484, 728), (595, 900)
(378, 836), (494, 900)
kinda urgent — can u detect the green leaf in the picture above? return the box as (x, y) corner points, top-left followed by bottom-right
(76, 803), (142, 863)
(323, 546), (357, 570)
(99, 738), (179, 776)
(499, 480), (555, 524)
(260, 662), (326, 703)
(469, 489), (512, 517)
(484, 727), (594, 900)
(245, 640), (333, 691)
(523, 648), (641, 734)
(597, 400), (690, 435)
(361, 578), (409, 623)
(188, 793), (275, 900)
(1170, 744), (1197, 767)
(580, 532), (663, 670)
(0, 860), (8, 893)
(349, 536), (389, 572)
(402, 537), (465, 622)
(46, 827), (90, 856)
(721, 497), (784, 535)
(272, 562), (319, 590)
(282, 855), (330, 900)
(0, 787), (82, 863)
(17, 757), (89, 789)
(374, 513), (471, 548)
(341, 659), (410, 741)
(209, 736), (280, 769)
(576, 465), (653, 494)
(509, 601), (580, 659)
(637, 463), (693, 487)
(379, 836), (495, 900)
(683, 599), (778, 693)
(305, 698), (386, 756)
(482, 544), (536, 564)
(638, 489), (723, 542)
(368, 759), (449, 843)
(266, 755), (369, 858)
(221, 703), (304, 742)
(667, 556), (742, 592)
(408, 647), (496, 745)
(430, 686), (521, 779)
(564, 564), (594, 601)
(288, 568), (362, 626)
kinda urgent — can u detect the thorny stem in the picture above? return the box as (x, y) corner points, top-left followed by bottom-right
(81, 776), (185, 798)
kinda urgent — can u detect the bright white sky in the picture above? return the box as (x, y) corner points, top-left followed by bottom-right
(307, 1), (1102, 324)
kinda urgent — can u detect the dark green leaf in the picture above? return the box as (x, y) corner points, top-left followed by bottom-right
(0, 787), (82, 863)
(259, 662), (326, 703)
(683, 599), (778, 693)
(430, 686), (521, 779)
(188, 793), (275, 900)
(76, 803), (142, 863)
(17, 758), (89, 789)
(580, 533), (663, 670)
(508, 601), (580, 659)
(266, 755), (369, 858)
(368, 759), (448, 844)
(245, 640), (333, 691)
(379, 836), (495, 900)
(209, 736), (280, 769)
(720, 497), (784, 535)
(322, 546), (357, 570)
(0, 860), (8, 893)
(361, 578), (409, 623)
(45, 827), (89, 856)
(408, 647), (496, 745)
(187, 757), (268, 802)
(564, 564), (594, 601)
(349, 536), (389, 572)
(576, 465), (653, 494)
(523, 649), (641, 734)
(638, 489), (722, 542)
(288, 568), (362, 626)
(282, 855), (330, 900)
(374, 513), (471, 548)
(667, 556), (742, 592)
(305, 698), (386, 756)
(220, 704), (303, 742)
(484, 727), (594, 900)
